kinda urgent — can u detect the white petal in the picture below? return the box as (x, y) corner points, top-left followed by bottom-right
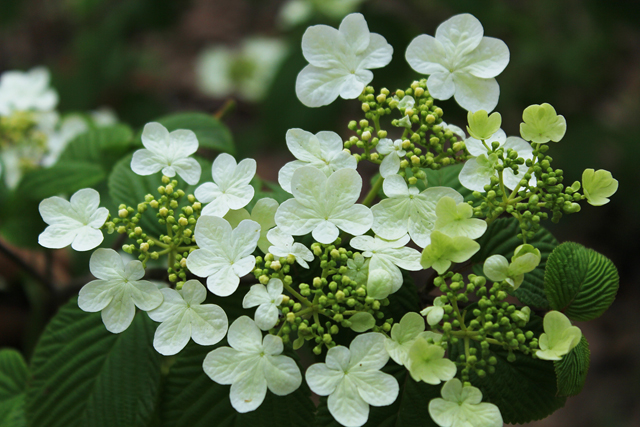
(101, 293), (136, 333)
(460, 37), (510, 79)
(452, 72), (500, 112)
(405, 35), (449, 75)
(278, 160), (307, 193)
(170, 157), (202, 185)
(229, 364), (267, 413)
(312, 220), (340, 244)
(211, 153), (238, 187)
(458, 158), (495, 192)
(189, 304), (228, 346)
(339, 13), (370, 54)
(89, 248), (125, 280)
(78, 280), (115, 312)
(350, 370), (399, 407)
(231, 219), (261, 259)
(348, 332), (389, 372)
(382, 174), (409, 197)
(286, 128), (322, 162)
(38, 196), (78, 226)
(263, 354), (302, 395)
(301, 24), (350, 68)
(358, 33), (393, 69)
(193, 215), (232, 250)
(153, 312), (192, 355)
(206, 265), (240, 297)
(435, 13), (484, 57)
(305, 363), (344, 396)
(227, 316), (263, 353)
(243, 284), (271, 308)
(131, 149), (164, 176)
(296, 65), (350, 108)
(328, 376), (370, 427)
(71, 227), (104, 251)
(380, 153), (401, 178)
(427, 72), (456, 101)
(168, 128), (199, 158)
(147, 287), (186, 322)
(254, 304), (279, 331)
(129, 280), (163, 311)
(38, 224), (77, 249)
(194, 182), (221, 204)
(203, 347), (252, 384)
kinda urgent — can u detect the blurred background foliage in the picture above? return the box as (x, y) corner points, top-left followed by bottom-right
(0, 0), (638, 426)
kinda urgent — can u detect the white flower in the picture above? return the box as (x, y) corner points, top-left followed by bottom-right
(38, 188), (109, 251)
(225, 197), (279, 254)
(278, 128), (356, 193)
(148, 279), (228, 355)
(275, 166), (372, 244)
(186, 216), (260, 296)
(296, 13), (393, 107)
(306, 333), (399, 427)
(345, 253), (369, 285)
(350, 234), (421, 299)
(243, 278), (284, 331)
(428, 378), (503, 427)
(459, 130), (535, 192)
(420, 296), (446, 326)
(78, 248), (163, 333)
(376, 138), (406, 178)
(41, 114), (89, 167)
(405, 14), (509, 112)
(371, 174), (463, 248)
(267, 227), (314, 268)
(195, 153), (256, 217)
(384, 312), (442, 367)
(433, 196), (487, 239)
(203, 316), (302, 413)
(0, 67), (58, 115)
(131, 122), (202, 185)
(196, 37), (288, 102)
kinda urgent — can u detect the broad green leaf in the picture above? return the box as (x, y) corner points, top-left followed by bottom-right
(150, 112), (234, 155)
(17, 161), (106, 201)
(314, 363), (439, 427)
(554, 336), (590, 396)
(472, 217), (557, 309)
(449, 334), (566, 424)
(0, 349), (28, 427)
(160, 340), (314, 427)
(58, 124), (133, 170)
(26, 298), (162, 427)
(0, 195), (43, 248)
(108, 153), (212, 237)
(382, 271), (420, 324)
(544, 242), (619, 321)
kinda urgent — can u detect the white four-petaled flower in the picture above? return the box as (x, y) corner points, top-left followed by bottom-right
(305, 333), (399, 427)
(371, 174), (463, 248)
(38, 188), (109, 251)
(186, 216), (260, 296)
(203, 316), (302, 413)
(78, 248), (163, 333)
(195, 153), (256, 217)
(243, 278), (285, 331)
(0, 67), (58, 115)
(278, 128), (357, 193)
(131, 122), (202, 185)
(405, 13), (509, 112)
(267, 227), (314, 268)
(376, 138), (406, 178)
(384, 312), (442, 367)
(275, 166), (373, 244)
(296, 13), (393, 107)
(148, 279), (228, 355)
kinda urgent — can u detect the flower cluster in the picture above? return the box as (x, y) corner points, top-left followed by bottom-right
(34, 12), (619, 427)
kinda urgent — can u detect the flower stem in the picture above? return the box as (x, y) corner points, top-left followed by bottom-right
(362, 175), (384, 207)
(283, 282), (313, 307)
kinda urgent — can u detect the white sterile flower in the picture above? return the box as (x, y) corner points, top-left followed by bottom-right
(350, 234), (421, 299)
(376, 138), (406, 178)
(0, 67), (58, 115)
(345, 253), (369, 285)
(225, 197), (279, 254)
(131, 122), (201, 185)
(536, 311), (582, 361)
(384, 312), (442, 367)
(267, 227), (314, 268)
(483, 244), (541, 290)
(459, 132), (535, 193)
(429, 378), (503, 427)
(186, 216), (260, 297)
(275, 166), (373, 244)
(78, 248), (163, 333)
(148, 279), (227, 355)
(195, 153), (256, 217)
(371, 174), (464, 248)
(296, 13), (393, 108)
(41, 115), (89, 167)
(38, 188), (109, 251)
(278, 128), (357, 193)
(243, 278), (284, 331)
(203, 316), (302, 413)
(407, 336), (457, 385)
(405, 14), (509, 112)
(434, 196), (487, 239)
(420, 296), (446, 326)
(306, 333), (399, 427)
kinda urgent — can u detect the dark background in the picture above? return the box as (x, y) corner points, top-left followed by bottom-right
(0, 0), (638, 425)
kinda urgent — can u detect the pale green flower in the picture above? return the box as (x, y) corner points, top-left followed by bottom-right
(519, 103), (566, 143)
(225, 197), (279, 254)
(434, 197), (487, 239)
(349, 312), (376, 333)
(536, 311), (582, 361)
(242, 278), (284, 331)
(466, 110), (501, 141)
(384, 312), (442, 367)
(407, 337), (456, 385)
(428, 378), (503, 427)
(582, 168), (618, 206)
(483, 244), (541, 289)
(345, 253), (369, 286)
(420, 231), (480, 274)
(267, 227), (314, 269)
(420, 296), (446, 326)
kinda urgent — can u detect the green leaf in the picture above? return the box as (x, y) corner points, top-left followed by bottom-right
(17, 161), (106, 201)
(150, 112), (234, 155)
(25, 298), (162, 427)
(544, 242), (619, 320)
(108, 153), (212, 237)
(449, 335), (566, 424)
(160, 341), (315, 427)
(0, 349), (28, 427)
(58, 124), (133, 170)
(472, 217), (557, 309)
(555, 335), (590, 396)
(383, 270), (421, 323)
(314, 363), (439, 427)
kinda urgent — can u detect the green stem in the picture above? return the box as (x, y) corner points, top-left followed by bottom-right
(362, 175), (384, 207)
(148, 236), (169, 249)
(283, 282), (313, 307)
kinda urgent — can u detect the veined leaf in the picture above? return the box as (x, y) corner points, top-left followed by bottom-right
(555, 335), (590, 396)
(0, 349), (28, 427)
(18, 161), (106, 201)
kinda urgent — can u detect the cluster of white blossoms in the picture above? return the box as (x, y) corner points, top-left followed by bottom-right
(33, 11), (619, 427)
